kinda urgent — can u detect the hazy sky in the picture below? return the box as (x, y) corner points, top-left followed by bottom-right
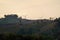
(0, 0), (60, 19)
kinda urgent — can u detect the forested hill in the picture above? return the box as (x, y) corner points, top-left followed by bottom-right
(0, 14), (60, 37)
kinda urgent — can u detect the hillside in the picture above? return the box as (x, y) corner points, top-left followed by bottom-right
(0, 14), (60, 36)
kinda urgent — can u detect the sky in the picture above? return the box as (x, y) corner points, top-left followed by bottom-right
(0, 0), (60, 19)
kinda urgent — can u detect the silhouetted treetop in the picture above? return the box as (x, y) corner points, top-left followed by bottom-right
(4, 14), (18, 18)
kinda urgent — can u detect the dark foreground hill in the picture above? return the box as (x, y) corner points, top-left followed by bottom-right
(0, 14), (60, 40)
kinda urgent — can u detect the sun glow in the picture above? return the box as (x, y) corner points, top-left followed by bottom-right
(0, 0), (60, 19)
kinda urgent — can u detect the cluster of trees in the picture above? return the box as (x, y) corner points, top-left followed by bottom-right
(0, 33), (59, 40)
(0, 14), (60, 40)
